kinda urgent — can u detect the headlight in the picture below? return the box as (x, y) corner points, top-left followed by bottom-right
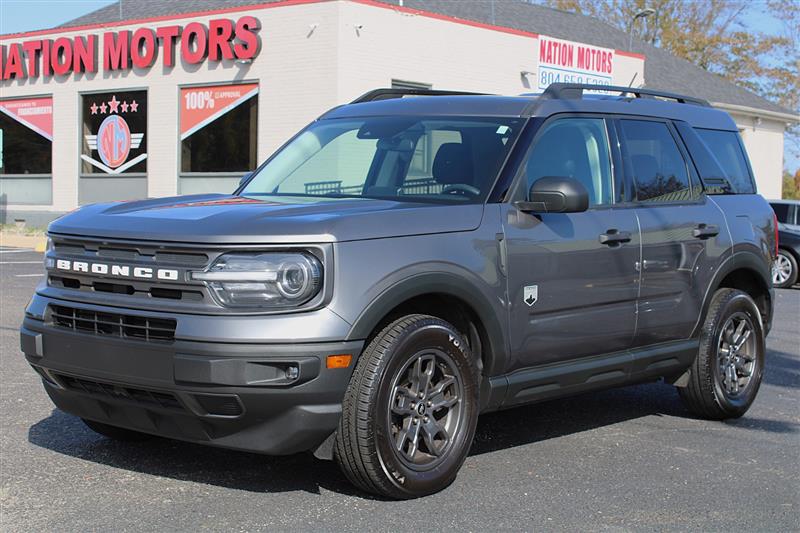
(44, 237), (54, 269)
(190, 252), (322, 308)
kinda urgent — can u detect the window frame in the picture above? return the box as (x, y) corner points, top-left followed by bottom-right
(507, 114), (621, 210)
(176, 80), (260, 185)
(78, 87), (148, 179)
(613, 117), (705, 206)
(0, 93), (54, 206)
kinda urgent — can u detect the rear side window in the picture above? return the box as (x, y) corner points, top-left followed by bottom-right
(696, 129), (755, 194)
(619, 120), (693, 202)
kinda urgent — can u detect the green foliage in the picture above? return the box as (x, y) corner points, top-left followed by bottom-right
(783, 170), (800, 200)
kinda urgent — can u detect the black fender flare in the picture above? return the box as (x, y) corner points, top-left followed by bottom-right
(344, 272), (508, 377)
(691, 250), (774, 337)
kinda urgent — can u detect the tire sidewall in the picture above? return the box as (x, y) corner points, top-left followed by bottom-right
(372, 320), (479, 497)
(706, 292), (765, 416)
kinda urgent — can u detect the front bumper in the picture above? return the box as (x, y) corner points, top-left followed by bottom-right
(20, 297), (364, 456)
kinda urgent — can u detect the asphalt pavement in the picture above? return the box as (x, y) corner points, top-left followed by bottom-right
(1, 247), (798, 532)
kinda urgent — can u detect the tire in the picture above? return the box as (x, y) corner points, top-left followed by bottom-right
(334, 314), (479, 499)
(772, 249), (798, 288)
(82, 418), (154, 441)
(678, 288), (765, 420)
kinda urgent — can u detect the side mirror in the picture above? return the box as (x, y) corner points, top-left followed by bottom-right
(515, 176), (589, 213)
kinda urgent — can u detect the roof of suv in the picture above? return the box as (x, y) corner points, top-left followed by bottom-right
(322, 92), (738, 130)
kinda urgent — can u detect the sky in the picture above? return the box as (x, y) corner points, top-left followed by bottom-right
(0, 0), (115, 35)
(0, 0), (795, 170)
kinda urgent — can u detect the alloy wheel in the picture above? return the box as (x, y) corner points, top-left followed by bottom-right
(387, 349), (464, 470)
(772, 254), (792, 285)
(716, 312), (758, 397)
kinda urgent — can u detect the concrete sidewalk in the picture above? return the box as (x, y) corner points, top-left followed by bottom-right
(0, 233), (47, 251)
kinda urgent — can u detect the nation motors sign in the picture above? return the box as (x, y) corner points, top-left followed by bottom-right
(0, 16), (261, 80)
(537, 35), (616, 90)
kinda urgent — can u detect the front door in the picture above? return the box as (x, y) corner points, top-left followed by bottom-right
(502, 117), (640, 373)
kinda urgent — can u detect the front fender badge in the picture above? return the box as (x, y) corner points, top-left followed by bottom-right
(524, 285), (538, 307)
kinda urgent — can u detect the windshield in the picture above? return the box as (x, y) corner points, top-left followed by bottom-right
(240, 116), (523, 203)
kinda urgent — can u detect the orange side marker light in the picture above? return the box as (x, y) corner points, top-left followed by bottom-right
(327, 354), (353, 369)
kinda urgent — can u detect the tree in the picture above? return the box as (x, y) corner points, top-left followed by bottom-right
(783, 169), (800, 200)
(536, 0), (799, 168)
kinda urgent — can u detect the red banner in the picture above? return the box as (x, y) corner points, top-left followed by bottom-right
(0, 96), (53, 140)
(180, 83), (258, 140)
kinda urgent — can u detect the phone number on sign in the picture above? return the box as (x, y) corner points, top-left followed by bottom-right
(538, 66), (612, 89)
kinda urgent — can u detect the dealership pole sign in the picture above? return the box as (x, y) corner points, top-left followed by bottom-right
(537, 35), (615, 90)
(0, 16), (261, 80)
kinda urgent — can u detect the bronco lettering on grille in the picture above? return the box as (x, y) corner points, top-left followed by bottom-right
(54, 259), (179, 281)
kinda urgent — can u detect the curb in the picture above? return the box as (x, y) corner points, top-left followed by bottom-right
(0, 234), (47, 252)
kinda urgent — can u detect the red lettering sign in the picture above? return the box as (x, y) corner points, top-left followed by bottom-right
(0, 16), (261, 80)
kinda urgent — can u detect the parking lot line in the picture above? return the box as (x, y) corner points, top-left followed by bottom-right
(15, 274), (43, 277)
(0, 261), (42, 264)
(0, 249), (35, 254)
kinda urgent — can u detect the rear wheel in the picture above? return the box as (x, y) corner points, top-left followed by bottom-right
(82, 419), (154, 441)
(678, 288), (765, 420)
(334, 314), (479, 499)
(772, 249), (798, 288)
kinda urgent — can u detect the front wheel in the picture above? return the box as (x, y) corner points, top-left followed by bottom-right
(334, 314), (479, 499)
(678, 288), (765, 420)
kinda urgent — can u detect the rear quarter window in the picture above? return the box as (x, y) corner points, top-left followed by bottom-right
(696, 128), (756, 194)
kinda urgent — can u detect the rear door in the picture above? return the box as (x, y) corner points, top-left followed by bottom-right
(616, 118), (730, 346)
(502, 116), (640, 372)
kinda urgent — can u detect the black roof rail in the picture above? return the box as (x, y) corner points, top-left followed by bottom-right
(351, 88), (489, 104)
(540, 83), (711, 107)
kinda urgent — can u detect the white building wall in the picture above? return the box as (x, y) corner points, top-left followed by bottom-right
(730, 113), (786, 200)
(2, 0), (791, 224)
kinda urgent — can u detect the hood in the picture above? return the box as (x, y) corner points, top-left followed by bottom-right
(48, 194), (485, 244)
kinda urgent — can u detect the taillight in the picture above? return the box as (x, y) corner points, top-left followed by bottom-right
(773, 212), (779, 259)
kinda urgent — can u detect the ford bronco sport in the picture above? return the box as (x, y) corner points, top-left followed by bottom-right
(21, 83), (776, 498)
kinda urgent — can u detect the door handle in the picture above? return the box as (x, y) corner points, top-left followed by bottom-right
(692, 224), (720, 239)
(599, 229), (632, 246)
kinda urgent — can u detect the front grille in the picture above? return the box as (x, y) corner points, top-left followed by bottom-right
(49, 304), (176, 343)
(56, 374), (184, 411)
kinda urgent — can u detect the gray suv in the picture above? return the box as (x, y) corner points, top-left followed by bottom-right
(21, 84), (776, 498)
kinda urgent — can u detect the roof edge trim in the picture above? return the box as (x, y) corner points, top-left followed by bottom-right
(713, 101), (800, 124)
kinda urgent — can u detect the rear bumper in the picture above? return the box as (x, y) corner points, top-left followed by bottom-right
(20, 307), (364, 455)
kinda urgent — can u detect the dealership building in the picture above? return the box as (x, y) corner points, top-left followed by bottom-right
(1, 0), (798, 225)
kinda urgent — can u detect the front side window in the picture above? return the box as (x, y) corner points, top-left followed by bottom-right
(696, 128), (755, 194)
(81, 90), (147, 174)
(525, 117), (614, 206)
(241, 116), (522, 203)
(620, 119), (692, 202)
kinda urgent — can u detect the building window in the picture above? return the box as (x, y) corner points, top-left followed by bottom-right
(80, 90), (147, 175)
(180, 83), (258, 174)
(0, 97), (53, 205)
